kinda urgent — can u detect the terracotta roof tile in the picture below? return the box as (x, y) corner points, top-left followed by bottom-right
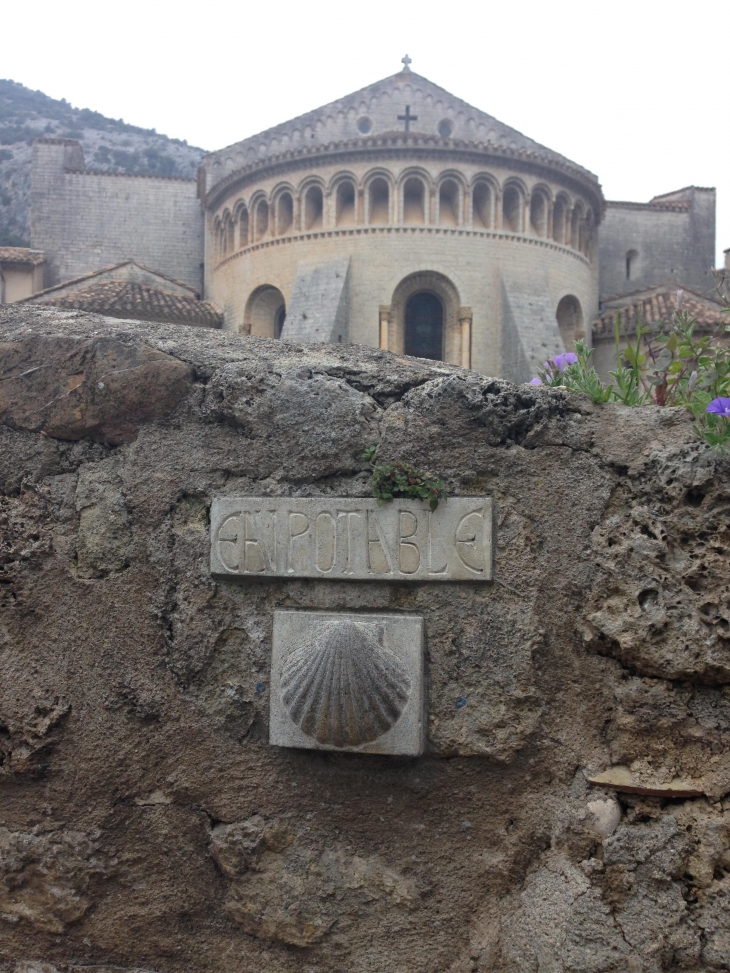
(35, 280), (222, 328)
(593, 288), (727, 338)
(0, 247), (46, 266)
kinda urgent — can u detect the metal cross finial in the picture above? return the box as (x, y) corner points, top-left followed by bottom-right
(397, 105), (418, 132)
(401, 54), (412, 72)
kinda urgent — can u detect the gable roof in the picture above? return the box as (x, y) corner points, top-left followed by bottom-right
(593, 284), (727, 339)
(27, 279), (221, 328)
(26, 259), (199, 301)
(202, 66), (601, 204)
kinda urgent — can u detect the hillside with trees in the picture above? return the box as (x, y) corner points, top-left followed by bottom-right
(0, 79), (205, 246)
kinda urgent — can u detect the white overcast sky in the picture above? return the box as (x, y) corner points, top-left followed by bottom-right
(4, 0), (728, 267)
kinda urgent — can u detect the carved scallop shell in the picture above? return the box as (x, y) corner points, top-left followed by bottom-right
(280, 620), (411, 748)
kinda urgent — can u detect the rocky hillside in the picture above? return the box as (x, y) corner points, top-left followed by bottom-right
(0, 79), (206, 246)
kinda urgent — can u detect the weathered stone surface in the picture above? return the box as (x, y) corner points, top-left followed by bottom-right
(0, 318), (192, 445)
(0, 828), (106, 933)
(209, 814), (419, 948)
(1, 304), (730, 972)
(0, 697), (69, 776)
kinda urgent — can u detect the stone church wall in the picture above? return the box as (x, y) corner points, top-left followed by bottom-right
(30, 139), (204, 291)
(213, 224), (596, 379)
(2, 304), (730, 973)
(599, 187), (716, 299)
(207, 156), (599, 380)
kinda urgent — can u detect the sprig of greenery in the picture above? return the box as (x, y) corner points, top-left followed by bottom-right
(363, 447), (448, 511)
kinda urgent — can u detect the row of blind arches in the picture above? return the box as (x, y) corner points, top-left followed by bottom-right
(213, 174), (594, 260)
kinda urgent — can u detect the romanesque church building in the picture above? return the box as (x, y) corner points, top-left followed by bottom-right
(14, 59), (720, 381)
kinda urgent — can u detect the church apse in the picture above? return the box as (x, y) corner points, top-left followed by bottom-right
(200, 59), (601, 376)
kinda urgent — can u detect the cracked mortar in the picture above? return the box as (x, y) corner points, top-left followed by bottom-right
(1, 305), (730, 972)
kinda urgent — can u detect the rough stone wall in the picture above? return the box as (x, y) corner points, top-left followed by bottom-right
(1, 305), (730, 973)
(30, 141), (204, 291)
(599, 188), (716, 299)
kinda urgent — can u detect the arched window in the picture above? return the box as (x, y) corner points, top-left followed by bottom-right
(552, 196), (568, 244)
(238, 208), (249, 248)
(403, 177), (425, 224)
(472, 182), (492, 229)
(578, 220), (587, 254)
(581, 210), (593, 257)
(529, 191), (548, 237)
(389, 271), (463, 365)
(626, 249), (639, 280)
(502, 185), (522, 232)
(226, 215), (235, 253)
(570, 205), (583, 249)
(254, 200), (269, 241)
(556, 295), (583, 351)
(304, 185), (323, 230)
(368, 177), (389, 224)
(405, 292), (443, 360)
(244, 285), (286, 338)
(277, 192), (293, 235)
(438, 179), (459, 226)
(335, 180), (356, 226)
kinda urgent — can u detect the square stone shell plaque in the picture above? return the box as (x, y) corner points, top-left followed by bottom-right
(270, 610), (425, 756)
(210, 497), (492, 582)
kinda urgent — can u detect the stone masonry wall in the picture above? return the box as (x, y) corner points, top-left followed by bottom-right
(1, 305), (730, 973)
(599, 188), (716, 299)
(30, 141), (204, 291)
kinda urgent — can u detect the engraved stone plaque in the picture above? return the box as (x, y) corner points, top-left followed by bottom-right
(210, 497), (492, 582)
(270, 610), (425, 755)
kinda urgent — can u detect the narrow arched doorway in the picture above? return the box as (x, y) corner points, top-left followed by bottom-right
(405, 292), (444, 360)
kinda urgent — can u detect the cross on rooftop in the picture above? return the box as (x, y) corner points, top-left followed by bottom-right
(401, 54), (412, 71)
(398, 105), (418, 132)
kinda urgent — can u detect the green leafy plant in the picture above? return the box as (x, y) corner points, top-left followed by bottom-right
(363, 447), (448, 510)
(529, 298), (730, 453)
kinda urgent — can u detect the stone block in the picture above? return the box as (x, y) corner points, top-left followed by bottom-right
(269, 610), (425, 755)
(210, 497), (493, 582)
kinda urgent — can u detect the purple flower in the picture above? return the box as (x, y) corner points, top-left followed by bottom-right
(706, 397), (730, 417)
(547, 352), (578, 373)
(527, 376), (542, 385)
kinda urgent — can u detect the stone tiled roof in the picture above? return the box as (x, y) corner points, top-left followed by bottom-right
(33, 280), (222, 328)
(26, 259), (199, 300)
(593, 286), (727, 338)
(0, 247), (45, 266)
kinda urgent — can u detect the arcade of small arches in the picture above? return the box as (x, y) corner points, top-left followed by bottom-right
(212, 169), (596, 263)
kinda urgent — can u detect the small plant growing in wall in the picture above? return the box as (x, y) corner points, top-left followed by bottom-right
(363, 447), (448, 510)
(528, 292), (730, 453)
